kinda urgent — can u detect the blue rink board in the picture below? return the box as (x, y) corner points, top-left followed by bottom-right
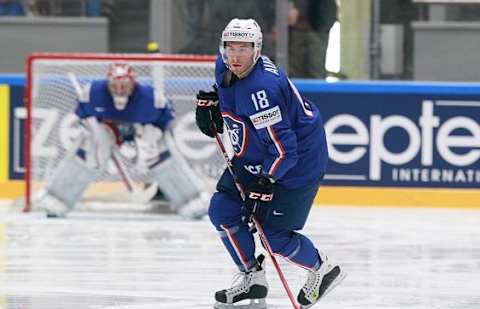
(1, 74), (479, 189)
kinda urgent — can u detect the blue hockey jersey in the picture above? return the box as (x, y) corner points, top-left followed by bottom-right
(215, 56), (328, 189)
(75, 80), (174, 130)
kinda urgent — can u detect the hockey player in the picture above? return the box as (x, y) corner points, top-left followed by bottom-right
(195, 19), (345, 308)
(39, 62), (209, 218)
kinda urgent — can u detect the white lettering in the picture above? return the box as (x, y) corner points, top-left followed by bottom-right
(419, 101), (440, 165)
(19, 107), (59, 158)
(431, 169), (441, 181)
(437, 117), (480, 166)
(392, 168), (480, 183)
(325, 100), (479, 182)
(324, 114), (369, 164)
(370, 115), (421, 180)
(261, 56), (279, 76)
(244, 164), (262, 174)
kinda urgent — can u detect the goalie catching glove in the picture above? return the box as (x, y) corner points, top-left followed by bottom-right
(195, 86), (223, 137)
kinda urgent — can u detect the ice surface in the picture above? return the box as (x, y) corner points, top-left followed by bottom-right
(0, 203), (479, 309)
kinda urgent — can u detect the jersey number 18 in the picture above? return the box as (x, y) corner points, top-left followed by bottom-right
(251, 90), (269, 111)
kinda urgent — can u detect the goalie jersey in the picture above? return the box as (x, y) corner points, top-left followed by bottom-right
(215, 56), (328, 189)
(75, 80), (174, 130)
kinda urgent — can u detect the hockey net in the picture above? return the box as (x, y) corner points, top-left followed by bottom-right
(23, 52), (225, 213)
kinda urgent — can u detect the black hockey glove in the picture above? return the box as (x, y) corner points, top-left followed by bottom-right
(242, 175), (275, 225)
(195, 87), (223, 138)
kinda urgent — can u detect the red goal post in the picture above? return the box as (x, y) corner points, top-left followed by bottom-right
(24, 52), (221, 212)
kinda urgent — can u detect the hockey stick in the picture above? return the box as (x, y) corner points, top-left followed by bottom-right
(211, 125), (300, 309)
(68, 72), (158, 205)
(110, 148), (159, 204)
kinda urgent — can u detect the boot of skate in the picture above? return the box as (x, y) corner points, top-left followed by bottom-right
(297, 251), (346, 308)
(214, 254), (268, 309)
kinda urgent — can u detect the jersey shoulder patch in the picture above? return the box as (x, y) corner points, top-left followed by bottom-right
(249, 105), (282, 129)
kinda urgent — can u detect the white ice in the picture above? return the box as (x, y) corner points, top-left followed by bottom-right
(0, 202), (479, 309)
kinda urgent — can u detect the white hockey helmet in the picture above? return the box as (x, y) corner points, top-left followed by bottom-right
(220, 18), (263, 69)
(107, 62), (136, 110)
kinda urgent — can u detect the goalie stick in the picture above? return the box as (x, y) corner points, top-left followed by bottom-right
(110, 148), (159, 204)
(68, 72), (159, 205)
(210, 124), (300, 309)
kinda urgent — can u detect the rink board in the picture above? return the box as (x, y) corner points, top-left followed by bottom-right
(0, 75), (479, 208)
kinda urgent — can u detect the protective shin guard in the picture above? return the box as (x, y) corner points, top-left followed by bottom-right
(219, 224), (256, 272)
(148, 156), (204, 211)
(45, 156), (100, 210)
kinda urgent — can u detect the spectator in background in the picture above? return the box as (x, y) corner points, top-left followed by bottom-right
(0, 0), (25, 16)
(175, 0), (275, 57)
(288, 0), (337, 79)
(25, 0), (113, 17)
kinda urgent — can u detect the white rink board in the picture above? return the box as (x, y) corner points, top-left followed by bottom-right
(0, 202), (479, 309)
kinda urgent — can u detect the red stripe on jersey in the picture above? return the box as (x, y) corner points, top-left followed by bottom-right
(288, 79), (313, 117)
(267, 126), (285, 176)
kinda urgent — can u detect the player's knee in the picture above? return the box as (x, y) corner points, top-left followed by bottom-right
(208, 192), (242, 229)
(208, 192), (223, 227)
(264, 228), (297, 254)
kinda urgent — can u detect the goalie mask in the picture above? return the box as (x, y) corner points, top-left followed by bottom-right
(220, 18), (263, 77)
(107, 63), (136, 110)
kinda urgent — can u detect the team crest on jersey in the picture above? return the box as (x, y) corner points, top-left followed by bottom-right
(222, 112), (248, 157)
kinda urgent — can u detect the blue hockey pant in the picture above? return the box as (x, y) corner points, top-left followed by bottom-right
(208, 179), (322, 272)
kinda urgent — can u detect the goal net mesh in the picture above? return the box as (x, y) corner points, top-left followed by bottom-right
(25, 53), (227, 211)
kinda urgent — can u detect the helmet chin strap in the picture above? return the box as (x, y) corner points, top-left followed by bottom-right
(113, 96), (128, 110)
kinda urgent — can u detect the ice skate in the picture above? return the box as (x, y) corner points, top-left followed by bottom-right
(297, 252), (346, 308)
(214, 255), (268, 309)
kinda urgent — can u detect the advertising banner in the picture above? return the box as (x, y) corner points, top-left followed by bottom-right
(302, 84), (480, 189)
(8, 85), (25, 181)
(1, 75), (479, 206)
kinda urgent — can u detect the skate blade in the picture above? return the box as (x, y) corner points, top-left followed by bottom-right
(214, 298), (266, 309)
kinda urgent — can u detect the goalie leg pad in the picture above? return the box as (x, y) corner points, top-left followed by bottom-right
(44, 155), (101, 211)
(148, 156), (204, 211)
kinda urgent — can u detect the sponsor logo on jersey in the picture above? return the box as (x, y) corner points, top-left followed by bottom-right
(224, 31), (255, 40)
(250, 106), (282, 129)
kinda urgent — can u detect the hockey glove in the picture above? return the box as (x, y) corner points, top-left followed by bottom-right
(243, 175), (275, 225)
(195, 87), (223, 137)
